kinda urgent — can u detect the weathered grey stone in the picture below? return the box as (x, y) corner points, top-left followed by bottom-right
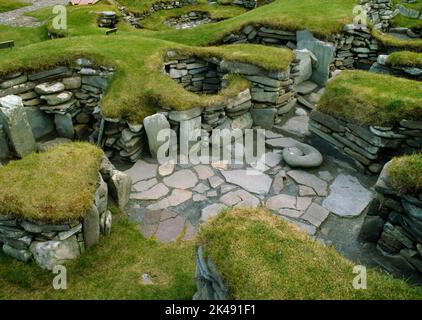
(194, 165), (214, 180)
(100, 210), (112, 236)
(169, 108), (202, 121)
(83, 205), (100, 249)
(283, 143), (323, 168)
(221, 170), (272, 195)
(3, 244), (31, 263)
(82, 75), (109, 90)
(298, 38), (335, 86)
(0, 95), (36, 157)
(124, 160), (158, 182)
(323, 174), (373, 217)
(34, 82), (65, 95)
(143, 113), (170, 159)
(0, 75), (28, 89)
(292, 49), (314, 85)
(359, 215), (384, 242)
(219, 189), (260, 208)
(54, 113), (74, 139)
(29, 67), (70, 82)
(231, 112), (253, 130)
(301, 203), (330, 227)
(180, 116), (201, 161)
(41, 91), (73, 106)
(208, 175), (224, 188)
(62, 77), (82, 90)
(109, 170), (132, 211)
(266, 194), (297, 211)
(309, 110), (345, 132)
(132, 183), (169, 200)
(36, 137), (71, 152)
(0, 125), (10, 159)
(287, 170), (328, 196)
(163, 169), (198, 189)
(30, 235), (80, 270)
(265, 137), (299, 149)
(201, 203), (227, 222)
(250, 108), (275, 129)
(25, 107), (55, 139)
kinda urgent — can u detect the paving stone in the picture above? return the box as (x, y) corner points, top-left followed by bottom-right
(301, 203), (330, 227)
(124, 160), (158, 182)
(279, 116), (309, 138)
(220, 190), (260, 208)
(322, 174), (373, 217)
(133, 178), (158, 193)
(207, 190), (218, 197)
(266, 194), (297, 211)
(155, 215), (186, 243)
(163, 169), (198, 189)
(287, 170), (328, 196)
(282, 216), (317, 235)
(221, 170), (272, 195)
(220, 184), (237, 194)
(318, 170), (334, 181)
(299, 185), (316, 197)
(295, 80), (318, 95)
(208, 175), (224, 188)
(265, 130), (283, 139)
(279, 209), (303, 218)
(201, 203), (227, 222)
(211, 161), (228, 170)
(260, 152), (282, 168)
(271, 171), (285, 194)
(296, 197), (312, 211)
(158, 161), (175, 176)
(194, 165), (215, 180)
(192, 183), (210, 193)
(193, 194), (207, 202)
(147, 189), (192, 210)
(131, 183), (169, 200)
(183, 220), (197, 241)
(265, 137), (299, 149)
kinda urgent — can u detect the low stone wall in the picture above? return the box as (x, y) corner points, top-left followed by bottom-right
(307, 110), (422, 174)
(362, 0), (394, 32)
(0, 158), (131, 269)
(193, 246), (229, 300)
(359, 161), (422, 282)
(370, 54), (422, 80)
(164, 11), (215, 29)
(164, 52), (294, 133)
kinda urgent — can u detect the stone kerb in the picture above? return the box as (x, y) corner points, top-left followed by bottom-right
(307, 110), (422, 175)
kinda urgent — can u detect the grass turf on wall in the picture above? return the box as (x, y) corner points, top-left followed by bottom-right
(0, 35), (293, 122)
(198, 207), (422, 299)
(317, 70), (422, 127)
(387, 51), (422, 69)
(0, 142), (103, 223)
(388, 153), (422, 194)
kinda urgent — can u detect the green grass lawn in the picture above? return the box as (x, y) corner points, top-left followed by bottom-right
(0, 143), (103, 223)
(0, 207), (197, 299)
(198, 208), (422, 299)
(318, 70), (422, 126)
(0, 0), (29, 13)
(394, 0), (422, 12)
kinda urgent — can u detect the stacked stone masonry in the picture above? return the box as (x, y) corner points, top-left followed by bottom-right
(308, 110), (422, 174)
(359, 161), (422, 282)
(164, 11), (216, 29)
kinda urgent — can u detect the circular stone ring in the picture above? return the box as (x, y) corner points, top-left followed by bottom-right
(282, 142), (323, 168)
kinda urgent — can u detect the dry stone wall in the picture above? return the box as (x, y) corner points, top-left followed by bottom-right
(0, 156), (131, 269)
(308, 110), (422, 174)
(359, 161), (422, 282)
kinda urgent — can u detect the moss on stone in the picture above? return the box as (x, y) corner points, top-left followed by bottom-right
(387, 51), (422, 69)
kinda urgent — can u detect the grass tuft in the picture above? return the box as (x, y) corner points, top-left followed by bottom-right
(388, 153), (422, 194)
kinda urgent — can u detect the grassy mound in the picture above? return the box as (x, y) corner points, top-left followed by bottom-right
(139, 4), (247, 31)
(0, 142), (103, 223)
(388, 153), (422, 194)
(372, 29), (422, 52)
(317, 70), (422, 126)
(0, 208), (197, 299)
(0, 35), (293, 122)
(198, 207), (422, 299)
(0, 0), (28, 13)
(387, 51), (422, 69)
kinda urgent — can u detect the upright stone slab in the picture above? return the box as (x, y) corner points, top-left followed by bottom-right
(180, 116), (201, 162)
(54, 113), (74, 139)
(83, 205), (100, 249)
(25, 107), (55, 140)
(0, 95), (36, 158)
(298, 37), (334, 86)
(0, 125), (10, 159)
(143, 113), (170, 159)
(293, 49), (314, 85)
(251, 108), (276, 129)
